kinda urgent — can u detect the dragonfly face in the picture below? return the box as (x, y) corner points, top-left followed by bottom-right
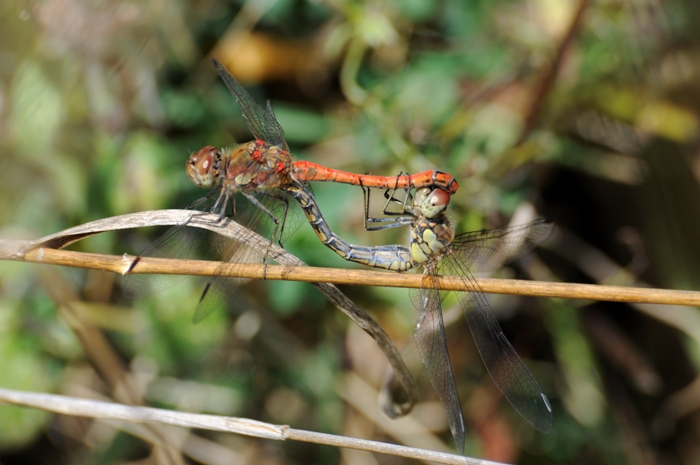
(414, 187), (450, 219)
(187, 145), (223, 188)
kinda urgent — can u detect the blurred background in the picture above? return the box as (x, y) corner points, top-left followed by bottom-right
(1, 0), (700, 463)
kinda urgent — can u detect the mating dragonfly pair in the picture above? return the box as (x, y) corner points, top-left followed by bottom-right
(125, 59), (554, 454)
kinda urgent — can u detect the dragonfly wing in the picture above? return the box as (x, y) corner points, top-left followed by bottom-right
(121, 219), (258, 324)
(124, 188), (302, 324)
(190, 228), (258, 324)
(191, 189), (303, 323)
(265, 100), (289, 151)
(453, 218), (554, 274)
(122, 224), (215, 300)
(439, 255), (553, 433)
(212, 59), (288, 150)
(411, 270), (466, 454)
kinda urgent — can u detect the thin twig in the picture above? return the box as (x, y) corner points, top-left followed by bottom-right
(13, 248), (700, 307)
(0, 388), (503, 465)
(2, 210), (699, 306)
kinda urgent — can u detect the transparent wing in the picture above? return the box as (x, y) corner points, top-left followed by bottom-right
(189, 231), (262, 324)
(121, 219), (258, 322)
(121, 224), (215, 300)
(123, 189), (302, 324)
(411, 270), (466, 454)
(453, 218), (554, 274)
(212, 59), (288, 150)
(189, 189), (302, 323)
(437, 253), (553, 434)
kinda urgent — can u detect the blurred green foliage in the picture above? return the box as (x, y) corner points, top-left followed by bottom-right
(1, 0), (700, 464)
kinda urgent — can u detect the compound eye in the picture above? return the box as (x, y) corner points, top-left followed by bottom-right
(187, 146), (219, 188)
(412, 187), (431, 208)
(420, 188), (450, 218)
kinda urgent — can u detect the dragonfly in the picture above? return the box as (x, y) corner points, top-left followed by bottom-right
(286, 182), (554, 453)
(186, 59), (459, 223)
(124, 57), (550, 449)
(126, 58), (459, 324)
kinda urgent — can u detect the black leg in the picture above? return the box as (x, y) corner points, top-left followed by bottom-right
(362, 185), (413, 231)
(241, 192), (286, 245)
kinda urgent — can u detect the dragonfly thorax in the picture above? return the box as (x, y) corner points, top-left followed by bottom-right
(410, 216), (454, 265)
(224, 141), (293, 189)
(187, 145), (223, 188)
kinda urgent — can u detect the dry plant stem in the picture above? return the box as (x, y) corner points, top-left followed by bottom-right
(20, 248), (700, 306)
(0, 209), (418, 419)
(0, 388), (504, 465)
(2, 210), (699, 305)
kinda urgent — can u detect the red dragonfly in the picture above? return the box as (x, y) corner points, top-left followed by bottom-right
(126, 59), (459, 324)
(186, 59), (458, 237)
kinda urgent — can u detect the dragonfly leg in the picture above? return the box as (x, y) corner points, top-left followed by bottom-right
(243, 192), (278, 239)
(385, 173), (414, 214)
(181, 190), (232, 230)
(362, 185), (414, 231)
(185, 184), (224, 212)
(214, 190), (231, 222)
(380, 182), (415, 215)
(229, 194), (237, 218)
(240, 190), (293, 278)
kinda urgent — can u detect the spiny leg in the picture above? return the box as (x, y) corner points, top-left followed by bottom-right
(180, 186), (231, 230)
(361, 185), (413, 232)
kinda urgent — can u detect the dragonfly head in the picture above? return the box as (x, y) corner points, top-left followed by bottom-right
(414, 187), (450, 219)
(187, 146), (222, 188)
